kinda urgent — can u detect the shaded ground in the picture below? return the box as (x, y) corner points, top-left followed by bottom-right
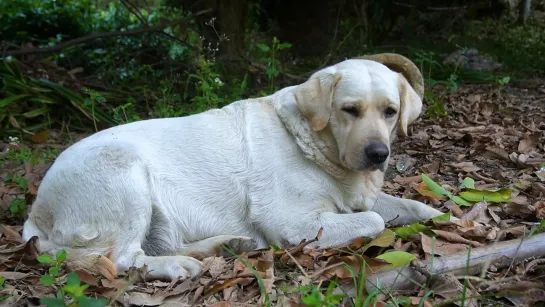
(1, 79), (545, 306)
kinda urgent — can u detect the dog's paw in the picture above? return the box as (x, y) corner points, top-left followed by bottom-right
(164, 256), (203, 281)
(222, 236), (257, 257)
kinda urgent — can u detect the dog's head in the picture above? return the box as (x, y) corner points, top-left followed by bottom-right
(295, 53), (424, 172)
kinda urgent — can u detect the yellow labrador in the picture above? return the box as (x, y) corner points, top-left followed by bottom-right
(23, 53), (448, 281)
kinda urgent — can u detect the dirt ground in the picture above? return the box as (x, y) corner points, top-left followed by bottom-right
(1, 80), (545, 306)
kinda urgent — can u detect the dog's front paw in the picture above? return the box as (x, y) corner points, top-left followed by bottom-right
(164, 256), (203, 281)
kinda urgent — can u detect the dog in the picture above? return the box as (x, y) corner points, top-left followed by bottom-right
(22, 53), (449, 281)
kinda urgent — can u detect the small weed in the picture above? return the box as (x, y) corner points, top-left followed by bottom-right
(112, 99), (141, 124)
(529, 219), (545, 237)
(3, 146), (39, 165)
(38, 250), (108, 307)
(494, 75), (511, 87)
(186, 59), (225, 114)
(9, 198), (27, 217)
(257, 37), (292, 93)
(0, 276), (6, 302)
(4, 173), (28, 190)
(414, 50), (462, 119)
(296, 282), (346, 307)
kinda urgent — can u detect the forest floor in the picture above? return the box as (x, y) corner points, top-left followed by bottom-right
(1, 79), (545, 306)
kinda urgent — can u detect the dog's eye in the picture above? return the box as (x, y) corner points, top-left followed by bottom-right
(384, 107), (397, 118)
(342, 106), (360, 117)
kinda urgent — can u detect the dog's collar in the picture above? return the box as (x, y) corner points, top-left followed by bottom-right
(274, 96), (349, 179)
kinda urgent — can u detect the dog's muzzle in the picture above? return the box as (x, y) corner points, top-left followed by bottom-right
(359, 141), (389, 171)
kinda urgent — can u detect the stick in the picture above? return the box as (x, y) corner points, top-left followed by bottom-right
(365, 232), (545, 293)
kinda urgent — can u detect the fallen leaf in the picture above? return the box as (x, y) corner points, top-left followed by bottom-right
(360, 229), (395, 253)
(459, 188), (512, 203)
(375, 251), (416, 269)
(518, 132), (540, 153)
(0, 271), (30, 280)
(431, 230), (483, 247)
(451, 162), (481, 173)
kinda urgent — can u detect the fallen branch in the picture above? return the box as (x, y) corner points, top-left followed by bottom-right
(3, 21), (188, 57)
(364, 232), (545, 293)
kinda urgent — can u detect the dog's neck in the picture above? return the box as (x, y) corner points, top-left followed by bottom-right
(273, 89), (350, 179)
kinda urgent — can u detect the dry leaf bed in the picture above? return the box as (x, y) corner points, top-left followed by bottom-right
(1, 80), (545, 306)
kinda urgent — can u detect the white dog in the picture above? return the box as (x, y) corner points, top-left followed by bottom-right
(23, 53), (448, 281)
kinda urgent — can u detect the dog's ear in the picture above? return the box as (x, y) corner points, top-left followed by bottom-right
(295, 72), (342, 132)
(398, 74), (423, 136)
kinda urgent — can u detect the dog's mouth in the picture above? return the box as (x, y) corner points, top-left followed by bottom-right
(357, 162), (387, 172)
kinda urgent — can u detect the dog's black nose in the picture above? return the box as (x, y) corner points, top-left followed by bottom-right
(364, 141), (389, 164)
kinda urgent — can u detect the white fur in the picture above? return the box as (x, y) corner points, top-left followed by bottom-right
(22, 59), (447, 281)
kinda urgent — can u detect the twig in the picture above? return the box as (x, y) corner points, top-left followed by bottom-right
(364, 232), (545, 293)
(3, 21), (189, 57)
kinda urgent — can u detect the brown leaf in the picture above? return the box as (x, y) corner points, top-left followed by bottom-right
(460, 201), (490, 224)
(31, 131), (49, 144)
(74, 270), (98, 287)
(451, 162), (481, 173)
(202, 257), (226, 279)
(204, 278), (246, 297)
(1, 224), (23, 243)
(518, 132), (540, 153)
(0, 271), (30, 280)
(535, 201), (545, 219)
(420, 233), (468, 256)
(320, 255), (391, 280)
(431, 230), (483, 247)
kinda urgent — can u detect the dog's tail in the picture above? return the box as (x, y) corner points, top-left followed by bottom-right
(22, 219), (117, 280)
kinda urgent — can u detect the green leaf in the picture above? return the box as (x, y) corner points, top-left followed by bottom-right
(432, 212), (451, 222)
(76, 297), (109, 307)
(0, 94), (30, 108)
(421, 174), (473, 206)
(65, 272), (80, 287)
(22, 107), (50, 118)
(277, 43), (292, 50)
(40, 275), (56, 286)
(375, 251), (417, 268)
(0, 276), (5, 290)
(459, 188), (512, 203)
(48, 266), (59, 277)
(257, 43), (270, 52)
(394, 223), (429, 239)
(451, 196), (473, 206)
(460, 177), (475, 190)
(55, 250), (67, 264)
(37, 254), (54, 264)
(39, 297), (66, 307)
(361, 229), (395, 253)
(421, 173), (451, 198)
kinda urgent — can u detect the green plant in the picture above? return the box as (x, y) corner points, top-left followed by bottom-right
(9, 198), (27, 217)
(529, 219), (545, 237)
(0, 276), (7, 302)
(186, 59), (225, 113)
(296, 282), (346, 307)
(112, 100), (142, 124)
(3, 174), (29, 216)
(414, 50), (461, 119)
(38, 250), (108, 307)
(257, 37), (292, 93)
(0, 58), (115, 136)
(494, 75), (511, 87)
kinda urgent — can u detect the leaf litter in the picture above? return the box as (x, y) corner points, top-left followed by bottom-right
(1, 81), (545, 306)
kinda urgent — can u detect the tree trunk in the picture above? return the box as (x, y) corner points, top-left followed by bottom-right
(518, 0), (532, 24)
(217, 0), (248, 59)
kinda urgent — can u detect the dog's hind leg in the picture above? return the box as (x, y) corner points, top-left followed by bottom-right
(177, 235), (258, 260)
